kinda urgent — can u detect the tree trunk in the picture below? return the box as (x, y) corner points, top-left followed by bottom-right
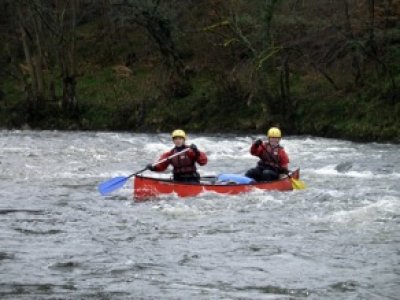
(280, 52), (292, 121)
(342, 0), (362, 85)
(60, 0), (78, 112)
(263, 0), (280, 48)
(20, 25), (38, 105)
(62, 74), (77, 112)
(367, 0), (376, 54)
(312, 62), (339, 90)
(32, 11), (44, 98)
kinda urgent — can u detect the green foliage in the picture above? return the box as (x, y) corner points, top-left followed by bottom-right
(294, 91), (400, 143)
(1, 0), (399, 143)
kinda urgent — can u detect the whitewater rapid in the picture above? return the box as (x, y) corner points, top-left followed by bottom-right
(0, 130), (399, 299)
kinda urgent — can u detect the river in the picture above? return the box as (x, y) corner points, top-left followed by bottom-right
(0, 130), (399, 299)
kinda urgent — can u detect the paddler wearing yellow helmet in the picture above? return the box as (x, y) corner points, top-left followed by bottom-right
(245, 127), (290, 182)
(146, 129), (208, 182)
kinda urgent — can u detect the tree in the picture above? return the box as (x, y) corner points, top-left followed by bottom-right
(5, 0), (90, 118)
(111, 0), (192, 98)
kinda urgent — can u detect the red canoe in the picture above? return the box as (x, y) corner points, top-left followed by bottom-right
(133, 169), (300, 201)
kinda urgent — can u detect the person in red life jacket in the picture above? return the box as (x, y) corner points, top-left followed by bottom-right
(146, 129), (208, 183)
(245, 127), (290, 182)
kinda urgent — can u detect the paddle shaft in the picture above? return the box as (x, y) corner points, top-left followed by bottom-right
(127, 147), (191, 179)
(254, 144), (305, 189)
(98, 147), (192, 196)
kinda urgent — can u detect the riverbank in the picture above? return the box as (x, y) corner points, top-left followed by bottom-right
(1, 78), (399, 144)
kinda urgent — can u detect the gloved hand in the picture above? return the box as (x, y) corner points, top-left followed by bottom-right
(190, 144), (200, 156)
(146, 163), (155, 171)
(254, 139), (263, 147)
(280, 168), (289, 174)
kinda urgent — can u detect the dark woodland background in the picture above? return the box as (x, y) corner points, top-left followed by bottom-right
(0, 0), (399, 142)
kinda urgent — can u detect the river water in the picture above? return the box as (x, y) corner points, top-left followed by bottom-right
(0, 130), (399, 299)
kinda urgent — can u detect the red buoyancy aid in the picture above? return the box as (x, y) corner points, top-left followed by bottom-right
(170, 146), (197, 174)
(258, 143), (282, 171)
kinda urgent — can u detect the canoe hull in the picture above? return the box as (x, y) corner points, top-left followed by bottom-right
(133, 169), (300, 201)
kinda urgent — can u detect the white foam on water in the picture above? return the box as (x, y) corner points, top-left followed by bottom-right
(311, 165), (339, 176)
(135, 137), (255, 163)
(39, 169), (135, 180)
(152, 201), (202, 218)
(345, 170), (376, 178)
(311, 165), (372, 178)
(311, 165), (400, 180)
(311, 189), (347, 198)
(24, 164), (40, 170)
(301, 137), (329, 145)
(66, 145), (88, 153)
(194, 188), (286, 208)
(208, 153), (254, 160)
(142, 143), (171, 156)
(387, 172), (400, 178)
(196, 189), (242, 200)
(247, 192), (284, 207)
(192, 137), (249, 154)
(316, 197), (400, 225)
(92, 154), (108, 161)
(109, 134), (151, 145)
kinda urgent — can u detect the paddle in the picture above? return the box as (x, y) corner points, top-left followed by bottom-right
(289, 175), (306, 190)
(98, 148), (190, 196)
(285, 170), (306, 190)
(256, 145), (306, 190)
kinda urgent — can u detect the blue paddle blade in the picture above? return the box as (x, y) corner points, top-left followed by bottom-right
(98, 176), (129, 196)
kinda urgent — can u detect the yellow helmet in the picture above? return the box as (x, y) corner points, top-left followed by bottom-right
(267, 127), (282, 138)
(171, 129), (186, 139)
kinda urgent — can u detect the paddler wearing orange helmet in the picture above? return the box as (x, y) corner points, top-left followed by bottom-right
(146, 129), (208, 183)
(245, 127), (290, 182)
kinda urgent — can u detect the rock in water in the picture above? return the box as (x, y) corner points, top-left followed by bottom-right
(335, 161), (353, 173)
